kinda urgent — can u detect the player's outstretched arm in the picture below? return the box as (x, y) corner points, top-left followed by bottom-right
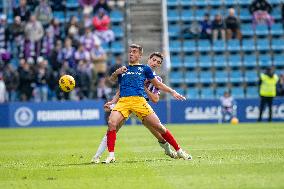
(144, 86), (159, 103)
(150, 78), (186, 100)
(109, 66), (128, 82)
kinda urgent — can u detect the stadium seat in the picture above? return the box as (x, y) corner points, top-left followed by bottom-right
(184, 55), (198, 68)
(270, 24), (284, 36)
(180, 0), (195, 6)
(231, 87), (245, 98)
(111, 41), (124, 53)
(53, 11), (65, 23)
(271, 39), (284, 51)
(246, 86), (259, 98)
(167, 0), (180, 6)
(254, 25), (269, 36)
(227, 39), (241, 52)
(199, 55), (213, 68)
(208, 0), (224, 7)
(242, 38), (255, 52)
(271, 6), (281, 20)
(66, 0), (79, 8)
(170, 71), (184, 84)
(256, 38), (270, 51)
(241, 24), (254, 36)
(216, 87), (228, 97)
(181, 9), (195, 21)
(183, 40), (196, 52)
(169, 40), (182, 52)
(112, 25), (124, 38)
(195, 9), (208, 20)
(167, 10), (180, 21)
(170, 55), (183, 68)
(213, 54), (227, 68)
(194, 0), (209, 7)
(200, 87), (215, 99)
(215, 70), (228, 83)
(173, 87), (186, 96)
(258, 54), (272, 67)
(168, 24), (180, 38)
(198, 40), (211, 52)
(228, 54), (242, 67)
(185, 71), (198, 84)
(110, 10), (124, 22)
(230, 70), (243, 83)
(244, 70), (258, 83)
(212, 40), (226, 52)
(238, 0), (250, 7)
(239, 8), (251, 20)
(186, 88), (200, 99)
(224, 0), (236, 6)
(243, 54), (257, 67)
(273, 54), (284, 66)
(199, 71), (213, 83)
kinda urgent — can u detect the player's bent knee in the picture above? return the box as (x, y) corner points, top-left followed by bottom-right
(108, 119), (118, 131)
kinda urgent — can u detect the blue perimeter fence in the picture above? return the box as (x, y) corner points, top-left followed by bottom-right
(0, 98), (283, 128)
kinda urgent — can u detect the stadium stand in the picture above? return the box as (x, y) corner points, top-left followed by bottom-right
(167, 0), (284, 99)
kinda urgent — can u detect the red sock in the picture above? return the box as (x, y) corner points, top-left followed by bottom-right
(161, 129), (180, 151)
(107, 130), (116, 152)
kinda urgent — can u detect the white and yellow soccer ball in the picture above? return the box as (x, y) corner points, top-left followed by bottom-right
(59, 75), (76, 92)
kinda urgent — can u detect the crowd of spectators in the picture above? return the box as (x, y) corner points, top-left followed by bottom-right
(0, 0), (125, 103)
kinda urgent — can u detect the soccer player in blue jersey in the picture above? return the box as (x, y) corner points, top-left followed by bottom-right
(91, 52), (178, 163)
(103, 44), (192, 163)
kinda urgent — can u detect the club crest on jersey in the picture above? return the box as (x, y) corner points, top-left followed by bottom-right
(138, 67), (144, 72)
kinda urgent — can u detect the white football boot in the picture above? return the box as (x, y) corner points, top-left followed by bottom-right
(177, 149), (192, 160)
(159, 142), (178, 159)
(91, 156), (101, 164)
(102, 156), (116, 164)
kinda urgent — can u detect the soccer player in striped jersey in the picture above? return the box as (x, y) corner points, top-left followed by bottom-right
(91, 52), (178, 163)
(101, 44), (192, 163)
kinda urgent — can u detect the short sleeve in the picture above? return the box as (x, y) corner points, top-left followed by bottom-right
(144, 66), (155, 80)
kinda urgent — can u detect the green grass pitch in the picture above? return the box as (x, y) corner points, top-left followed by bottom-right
(0, 123), (284, 189)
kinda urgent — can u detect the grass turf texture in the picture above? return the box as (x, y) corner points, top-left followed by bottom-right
(0, 123), (284, 189)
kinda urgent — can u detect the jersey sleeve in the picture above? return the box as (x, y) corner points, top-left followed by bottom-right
(144, 66), (155, 80)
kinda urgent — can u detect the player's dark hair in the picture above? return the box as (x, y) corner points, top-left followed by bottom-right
(149, 52), (164, 63)
(129, 44), (143, 54)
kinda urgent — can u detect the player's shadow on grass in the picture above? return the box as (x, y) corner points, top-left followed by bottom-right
(122, 158), (173, 164)
(53, 162), (93, 167)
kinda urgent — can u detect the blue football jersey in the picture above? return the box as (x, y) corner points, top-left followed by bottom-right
(118, 65), (155, 97)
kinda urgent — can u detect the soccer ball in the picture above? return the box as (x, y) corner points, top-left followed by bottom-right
(231, 117), (239, 125)
(59, 75), (76, 92)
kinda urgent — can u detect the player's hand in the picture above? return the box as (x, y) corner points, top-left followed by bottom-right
(171, 90), (186, 101)
(104, 102), (113, 112)
(116, 66), (127, 75)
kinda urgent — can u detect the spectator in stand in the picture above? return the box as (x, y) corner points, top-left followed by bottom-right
(212, 14), (226, 41)
(27, 0), (39, 11)
(47, 18), (61, 40)
(258, 67), (279, 122)
(57, 61), (75, 100)
(57, 38), (76, 69)
(199, 13), (212, 41)
(94, 0), (111, 14)
(108, 0), (125, 8)
(79, 0), (97, 15)
(17, 58), (35, 101)
(66, 16), (80, 38)
(0, 15), (7, 50)
(7, 16), (25, 58)
(81, 8), (94, 30)
(80, 27), (101, 52)
(41, 27), (55, 58)
(49, 39), (62, 72)
(34, 57), (50, 102)
(74, 43), (91, 65)
(93, 8), (114, 43)
(13, 0), (31, 23)
(76, 60), (92, 99)
(3, 64), (19, 102)
(277, 73), (284, 96)
(97, 77), (111, 99)
(225, 8), (242, 40)
(91, 41), (107, 79)
(24, 15), (44, 59)
(34, 0), (53, 28)
(0, 73), (6, 103)
(249, 0), (273, 29)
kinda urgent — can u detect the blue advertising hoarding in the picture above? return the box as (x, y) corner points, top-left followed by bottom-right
(0, 98), (283, 128)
